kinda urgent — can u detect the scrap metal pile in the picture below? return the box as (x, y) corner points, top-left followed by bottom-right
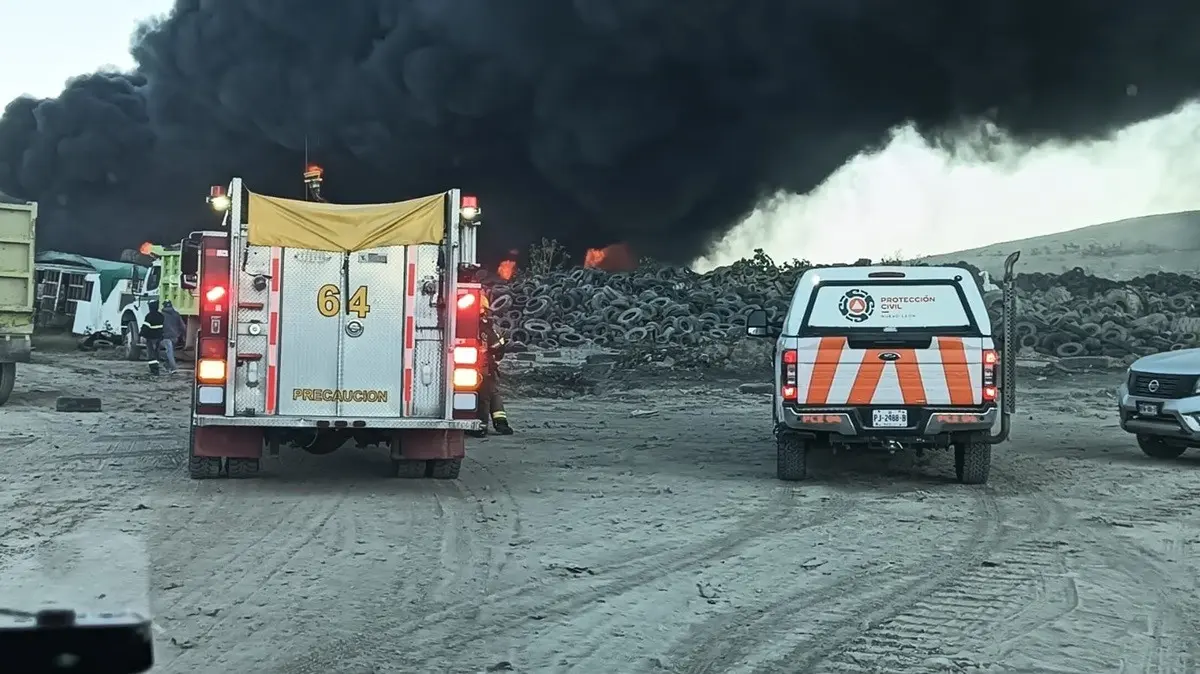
(487, 252), (1200, 364)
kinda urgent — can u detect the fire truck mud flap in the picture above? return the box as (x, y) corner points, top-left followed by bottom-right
(391, 429), (466, 461)
(191, 425), (263, 458)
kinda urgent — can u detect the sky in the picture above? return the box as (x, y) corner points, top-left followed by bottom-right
(0, 0), (171, 103)
(3, 1), (1198, 267)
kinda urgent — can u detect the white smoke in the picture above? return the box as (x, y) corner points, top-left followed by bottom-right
(694, 102), (1200, 271)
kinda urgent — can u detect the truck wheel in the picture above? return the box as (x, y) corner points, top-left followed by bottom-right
(187, 426), (222, 479)
(392, 459), (427, 479)
(227, 458), (261, 478)
(954, 442), (992, 484)
(427, 459), (461, 480)
(1137, 435), (1187, 460)
(0, 362), (15, 406)
(776, 433), (809, 481)
(123, 320), (141, 361)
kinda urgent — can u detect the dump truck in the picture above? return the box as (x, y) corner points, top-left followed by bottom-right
(184, 173), (485, 479)
(0, 199), (36, 406)
(116, 241), (202, 360)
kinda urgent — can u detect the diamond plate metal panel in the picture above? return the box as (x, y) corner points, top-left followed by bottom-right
(338, 247), (404, 417)
(232, 245), (273, 414)
(276, 249), (343, 416)
(410, 244), (445, 417)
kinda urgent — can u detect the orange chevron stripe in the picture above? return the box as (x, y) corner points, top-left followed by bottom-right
(938, 337), (974, 405)
(804, 336), (846, 404)
(847, 349), (887, 404)
(894, 348), (927, 404)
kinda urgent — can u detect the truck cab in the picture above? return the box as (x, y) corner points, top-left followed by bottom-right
(746, 254), (1020, 484)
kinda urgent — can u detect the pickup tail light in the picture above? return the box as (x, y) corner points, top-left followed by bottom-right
(782, 349), (798, 401)
(982, 349), (998, 402)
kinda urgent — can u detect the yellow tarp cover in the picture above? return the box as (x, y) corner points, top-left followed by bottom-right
(247, 191), (445, 251)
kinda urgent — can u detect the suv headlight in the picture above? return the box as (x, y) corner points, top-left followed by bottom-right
(1194, 377), (1200, 394)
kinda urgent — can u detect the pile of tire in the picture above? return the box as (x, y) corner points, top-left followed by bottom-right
(487, 260), (1200, 359)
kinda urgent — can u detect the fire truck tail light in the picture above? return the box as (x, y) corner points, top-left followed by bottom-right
(453, 346), (478, 365)
(453, 368), (480, 389)
(196, 359), (226, 383)
(205, 285), (226, 303)
(457, 292), (476, 310)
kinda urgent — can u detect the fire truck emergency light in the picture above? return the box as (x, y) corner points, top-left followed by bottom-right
(208, 185), (231, 212)
(460, 195), (480, 220)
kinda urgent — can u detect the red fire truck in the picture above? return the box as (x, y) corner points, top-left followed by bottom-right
(184, 172), (486, 480)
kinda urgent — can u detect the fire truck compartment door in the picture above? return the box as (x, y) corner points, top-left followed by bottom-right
(274, 247), (405, 417)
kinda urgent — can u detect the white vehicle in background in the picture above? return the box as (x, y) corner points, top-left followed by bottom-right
(182, 169), (487, 480)
(1117, 349), (1200, 459)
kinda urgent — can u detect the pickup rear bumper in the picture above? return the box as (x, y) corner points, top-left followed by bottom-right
(780, 404), (997, 439)
(193, 414), (482, 431)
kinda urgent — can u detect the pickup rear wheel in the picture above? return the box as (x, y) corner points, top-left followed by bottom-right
(954, 442), (991, 484)
(427, 459), (461, 480)
(1137, 435), (1187, 460)
(776, 433), (809, 481)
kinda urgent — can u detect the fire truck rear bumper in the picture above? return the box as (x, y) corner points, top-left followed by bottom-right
(192, 414), (482, 431)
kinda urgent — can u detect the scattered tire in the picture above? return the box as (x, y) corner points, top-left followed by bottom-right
(426, 459), (462, 480)
(56, 397), (102, 413)
(0, 362), (15, 406)
(393, 459), (427, 478)
(1136, 435), (1188, 460)
(776, 433), (808, 481)
(954, 442), (992, 484)
(227, 458), (261, 478)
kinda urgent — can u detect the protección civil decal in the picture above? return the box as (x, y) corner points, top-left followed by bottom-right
(838, 289), (874, 322)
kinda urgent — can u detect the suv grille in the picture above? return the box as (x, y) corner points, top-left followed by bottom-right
(1129, 372), (1198, 399)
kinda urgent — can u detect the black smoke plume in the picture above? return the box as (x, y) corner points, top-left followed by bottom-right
(2, 0), (1200, 264)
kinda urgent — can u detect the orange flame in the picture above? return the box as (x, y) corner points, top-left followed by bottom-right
(138, 241), (153, 255)
(497, 259), (516, 280)
(583, 242), (636, 272)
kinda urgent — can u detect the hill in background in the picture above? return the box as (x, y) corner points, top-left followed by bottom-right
(919, 211), (1200, 280)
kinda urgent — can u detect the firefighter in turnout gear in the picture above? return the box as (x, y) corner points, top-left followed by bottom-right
(469, 292), (513, 437)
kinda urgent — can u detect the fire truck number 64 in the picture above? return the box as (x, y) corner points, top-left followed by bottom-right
(317, 284), (371, 319)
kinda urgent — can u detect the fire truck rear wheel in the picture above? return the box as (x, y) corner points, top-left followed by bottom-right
(188, 456), (222, 480)
(954, 441), (992, 484)
(426, 459), (461, 480)
(227, 458), (260, 478)
(392, 459), (427, 479)
(776, 433), (809, 481)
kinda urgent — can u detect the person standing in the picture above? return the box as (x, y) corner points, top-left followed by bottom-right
(161, 300), (186, 374)
(139, 302), (165, 374)
(468, 293), (513, 437)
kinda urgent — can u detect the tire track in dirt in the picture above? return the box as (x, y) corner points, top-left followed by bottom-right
(153, 488), (351, 669)
(672, 486), (1065, 674)
(552, 490), (871, 672)
(1095, 526), (1199, 674)
(282, 486), (857, 673)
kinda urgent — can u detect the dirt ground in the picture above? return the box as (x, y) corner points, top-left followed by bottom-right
(2, 344), (1199, 674)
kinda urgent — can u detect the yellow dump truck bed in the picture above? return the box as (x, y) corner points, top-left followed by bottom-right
(0, 200), (36, 362)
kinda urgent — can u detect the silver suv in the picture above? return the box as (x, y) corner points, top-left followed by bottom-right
(1116, 348), (1200, 459)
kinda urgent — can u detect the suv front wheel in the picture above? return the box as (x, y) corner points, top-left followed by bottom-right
(1137, 435), (1187, 460)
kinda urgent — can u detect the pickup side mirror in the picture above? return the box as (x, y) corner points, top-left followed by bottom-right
(745, 309), (771, 337)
